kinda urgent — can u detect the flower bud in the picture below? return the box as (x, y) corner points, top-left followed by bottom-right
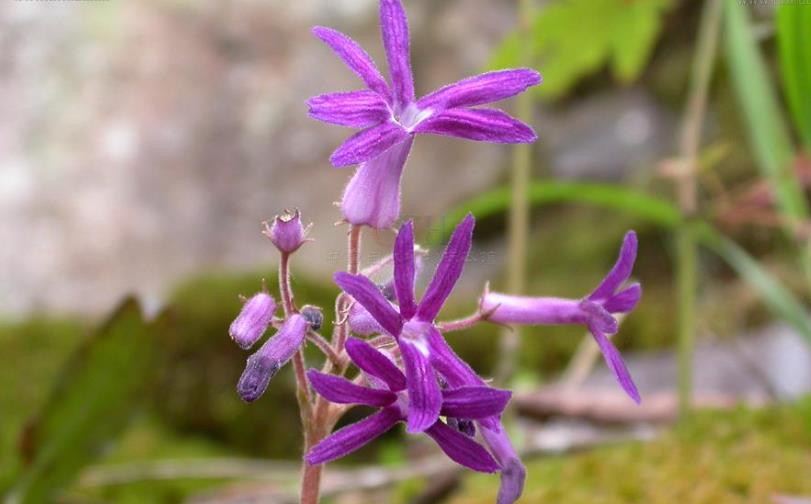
(237, 314), (307, 403)
(264, 210), (310, 254)
(301, 305), (324, 331)
(229, 292), (276, 350)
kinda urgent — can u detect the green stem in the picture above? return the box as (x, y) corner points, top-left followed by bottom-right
(495, 0), (535, 386)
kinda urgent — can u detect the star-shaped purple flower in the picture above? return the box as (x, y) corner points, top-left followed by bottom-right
(310, 0), (542, 228)
(304, 337), (510, 473)
(482, 231), (643, 403)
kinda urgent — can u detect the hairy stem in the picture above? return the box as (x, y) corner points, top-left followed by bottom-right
(495, 0), (535, 385)
(675, 0), (723, 418)
(437, 312), (484, 333)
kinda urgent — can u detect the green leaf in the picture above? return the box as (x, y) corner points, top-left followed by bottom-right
(776, 3), (811, 151)
(724, 0), (807, 221)
(489, 0), (672, 98)
(7, 299), (164, 504)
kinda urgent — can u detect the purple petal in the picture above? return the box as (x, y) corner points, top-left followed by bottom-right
(335, 272), (403, 336)
(580, 300), (619, 335)
(416, 214), (475, 321)
(426, 326), (483, 388)
(379, 0), (414, 111)
(413, 108), (536, 144)
(591, 329), (641, 404)
(307, 90), (391, 128)
(603, 283), (642, 314)
(331, 122), (409, 167)
(441, 386), (512, 419)
(312, 26), (391, 100)
(480, 426), (526, 504)
(305, 407), (402, 465)
(393, 220), (417, 319)
(426, 421), (500, 473)
(340, 137), (414, 229)
(307, 370), (397, 407)
(400, 339), (442, 433)
(417, 69), (542, 111)
(345, 337), (407, 392)
(588, 231), (638, 302)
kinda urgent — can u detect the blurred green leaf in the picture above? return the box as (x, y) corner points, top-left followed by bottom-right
(724, 0), (808, 221)
(776, 3), (811, 152)
(7, 298), (164, 504)
(490, 0), (672, 98)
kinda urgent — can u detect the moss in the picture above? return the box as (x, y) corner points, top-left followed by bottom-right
(451, 400), (811, 503)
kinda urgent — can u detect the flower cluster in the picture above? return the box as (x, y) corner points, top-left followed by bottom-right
(227, 1), (642, 503)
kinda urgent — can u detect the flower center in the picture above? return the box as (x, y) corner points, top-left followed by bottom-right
(396, 103), (433, 132)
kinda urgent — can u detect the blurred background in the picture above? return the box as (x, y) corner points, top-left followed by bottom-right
(2, 0), (811, 502)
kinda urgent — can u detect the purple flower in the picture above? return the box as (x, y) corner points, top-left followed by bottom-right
(237, 314), (307, 403)
(310, 0), (542, 228)
(229, 292), (277, 350)
(335, 215), (496, 433)
(481, 231), (642, 403)
(263, 210), (311, 254)
(304, 337), (510, 473)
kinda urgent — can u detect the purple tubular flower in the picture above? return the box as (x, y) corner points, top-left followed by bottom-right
(237, 314), (307, 403)
(305, 337), (504, 473)
(336, 215), (503, 433)
(481, 231), (642, 404)
(229, 292), (276, 350)
(480, 425), (527, 504)
(264, 210), (310, 254)
(311, 0), (542, 228)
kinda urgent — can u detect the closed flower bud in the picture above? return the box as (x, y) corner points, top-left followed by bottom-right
(264, 210), (311, 254)
(301, 305), (324, 331)
(229, 292), (276, 350)
(237, 314), (307, 403)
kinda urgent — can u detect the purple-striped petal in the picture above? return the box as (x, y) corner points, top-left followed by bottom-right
(417, 214), (475, 322)
(330, 121), (410, 167)
(379, 0), (414, 111)
(312, 26), (391, 100)
(426, 421), (500, 473)
(400, 338), (442, 433)
(345, 337), (407, 392)
(441, 386), (511, 419)
(340, 137), (414, 229)
(335, 272), (403, 337)
(588, 231), (638, 302)
(413, 108), (537, 144)
(480, 426), (526, 504)
(591, 329), (641, 404)
(603, 283), (642, 314)
(393, 220), (417, 319)
(307, 369), (397, 407)
(417, 69), (542, 111)
(305, 407), (402, 465)
(307, 90), (391, 128)
(426, 326), (483, 388)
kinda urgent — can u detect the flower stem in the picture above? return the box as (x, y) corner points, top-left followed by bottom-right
(675, 0), (723, 418)
(495, 0), (535, 386)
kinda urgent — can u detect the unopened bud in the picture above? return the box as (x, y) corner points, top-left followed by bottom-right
(229, 292), (276, 350)
(264, 210), (310, 254)
(301, 305), (324, 331)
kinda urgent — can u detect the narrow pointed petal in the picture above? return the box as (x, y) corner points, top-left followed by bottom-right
(426, 421), (500, 473)
(417, 214), (475, 321)
(312, 26), (391, 100)
(307, 90), (391, 128)
(400, 339), (442, 433)
(413, 108), (536, 144)
(603, 283), (642, 314)
(441, 386), (512, 419)
(579, 300), (619, 335)
(417, 69), (542, 111)
(393, 220), (417, 319)
(305, 407), (402, 465)
(591, 329), (641, 404)
(330, 121), (409, 167)
(340, 138), (414, 229)
(307, 370), (397, 407)
(480, 426), (526, 504)
(379, 0), (414, 110)
(335, 272), (403, 336)
(588, 231), (638, 302)
(345, 337), (407, 392)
